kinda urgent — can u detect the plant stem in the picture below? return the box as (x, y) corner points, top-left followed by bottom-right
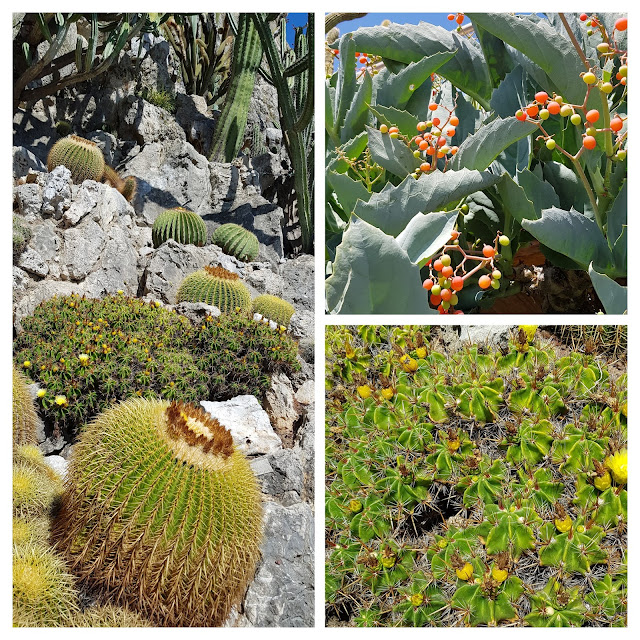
(558, 13), (591, 70)
(570, 154), (603, 230)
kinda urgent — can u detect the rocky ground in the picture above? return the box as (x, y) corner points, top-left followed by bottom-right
(13, 29), (314, 628)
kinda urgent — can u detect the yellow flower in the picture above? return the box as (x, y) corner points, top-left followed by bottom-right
(54, 395), (68, 407)
(416, 347), (427, 359)
(117, 289), (124, 295)
(491, 567), (508, 583)
(357, 385), (372, 399)
(555, 516), (572, 533)
(36, 389), (46, 398)
(348, 499), (362, 513)
(78, 353), (89, 365)
(519, 325), (538, 342)
(401, 357), (418, 373)
(409, 593), (424, 607)
(455, 562), (474, 581)
(381, 388), (394, 400)
(23, 361), (31, 369)
(380, 554), (396, 569)
(594, 470), (612, 491)
(605, 450), (627, 484)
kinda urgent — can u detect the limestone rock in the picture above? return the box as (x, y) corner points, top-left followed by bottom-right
(40, 166), (72, 219)
(263, 373), (298, 448)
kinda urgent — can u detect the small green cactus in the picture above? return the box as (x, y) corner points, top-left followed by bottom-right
(47, 135), (106, 183)
(13, 366), (39, 451)
(52, 397), (263, 627)
(252, 294), (295, 327)
(176, 265), (252, 312)
(13, 543), (79, 627)
(152, 206), (208, 248)
(211, 223), (260, 262)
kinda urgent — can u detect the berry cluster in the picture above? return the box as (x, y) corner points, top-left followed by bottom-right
(422, 231), (511, 314)
(379, 105), (460, 176)
(447, 13), (465, 26)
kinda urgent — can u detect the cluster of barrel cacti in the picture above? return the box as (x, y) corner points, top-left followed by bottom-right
(14, 293), (299, 436)
(325, 325), (627, 627)
(13, 349), (262, 626)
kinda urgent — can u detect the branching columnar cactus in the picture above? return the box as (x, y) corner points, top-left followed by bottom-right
(176, 265), (252, 312)
(211, 223), (260, 262)
(52, 398), (263, 627)
(326, 325), (627, 627)
(13, 366), (38, 450)
(47, 135), (106, 183)
(13, 543), (79, 627)
(252, 294), (295, 327)
(152, 207), (208, 249)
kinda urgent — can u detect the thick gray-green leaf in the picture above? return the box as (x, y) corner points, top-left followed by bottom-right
(341, 70), (373, 143)
(589, 263), (627, 314)
(369, 105), (419, 137)
(396, 210), (459, 266)
(606, 180), (626, 252)
(354, 169), (501, 237)
(375, 51), (454, 110)
(336, 34), (357, 130)
(521, 207), (614, 272)
(349, 21), (493, 109)
(496, 173), (538, 223)
(366, 125), (419, 178)
(518, 169), (560, 215)
(467, 13), (587, 105)
(542, 161), (589, 213)
(325, 215), (432, 314)
(450, 116), (537, 171)
(490, 65), (528, 119)
(472, 18), (515, 87)
(327, 170), (372, 216)
(326, 82), (336, 136)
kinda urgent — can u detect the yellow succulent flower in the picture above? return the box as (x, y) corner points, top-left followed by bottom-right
(491, 567), (508, 583)
(519, 325), (538, 341)
(605, 450), (627, 484)
(455, 562), (474, 581)
(401, 357), (418, 373)
(36, 389), (46, 398)
(380, 554), (396, 569)
(416, 347), (427, 359)
(23, 361), (31, 369)
(381, 388), (394, 400)
(54, 395), (68, 407)
(357, 385), (372, 399)
(409, 593), (424, 607)
(594, 470), (612, 491)
(555, 516), (572, 533)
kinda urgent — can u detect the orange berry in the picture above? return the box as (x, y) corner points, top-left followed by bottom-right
(430, 294), (442, 306)
(359, 57), (367, 64)
(432, 117), (441, 126)
(526, 104), (539, 118)
(547, 101), (561, 115)
(451, 276), (464, 291)
(450, 230), (460, 241)
(586, 109), (600, 123)
(449, 115), (459, 126)
(333, 49), (339, 55)
(448, 14), (455, 20)
(535, 91), (549, 104)
(420, 162), (431, 172)
(414, 135), (423, 144)
(615, 17), (627, 31)
(583, 135), (597, 150)
(426, 147), (435, 156)
(580, 13), (588, 21)
(446, 127), (456, 137)
(437, 150), (445, 158)
(429, 103), (438, 111)
(355, 52), (360, 57)
(478, 275), (492, 289)
(456, 14), (464, 24)
(442, 265), (454, 278)
(450, 146), (458, 155)
(482, 245), (496, 258)
(440, 288), (452, 302)
(417, 121), (427, 132)
(437, 136), (447, 147)
(515, 109), (527, 121)
(419, 140), (429, 151)
(379, 124), (389, 134)
(423, 279), (434, 291)
(611, 117), (624, 132)
(433, 259), (443, 272)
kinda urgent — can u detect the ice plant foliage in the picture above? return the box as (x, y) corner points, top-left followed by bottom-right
(326, 325), (627, 627)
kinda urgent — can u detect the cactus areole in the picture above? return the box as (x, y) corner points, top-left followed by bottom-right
(52, 398), (263, 627)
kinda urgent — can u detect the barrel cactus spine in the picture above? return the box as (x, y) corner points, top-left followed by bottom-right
(13, 366), (39, 450)
(47, 134), (106, 183)
(13, 446), (64, 519)
(52, 397), (263, 627)
(211, 223), (260, 262)
(176, 265), (252, 312)
(152, 207), (208, 249)
(252, 294), (295, 327)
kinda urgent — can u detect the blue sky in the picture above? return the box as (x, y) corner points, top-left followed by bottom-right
(287, 13), (310, 47)
(331, 13), (471, 34)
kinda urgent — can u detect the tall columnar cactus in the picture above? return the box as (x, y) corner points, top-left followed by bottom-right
(176, 265), (252, 312)
(46, 135), (106, 183)
(252, 294), (295, 327)
(13, 543), (79, 627)
(102, 165), (137, 203)
(211, 223), (260, 262)
(13, 366), (38, 451)
(252, 13), (314, 253)
(52, 398), (263, 627)
(209, 13), (263, 162)
(152, 207), (208, 248)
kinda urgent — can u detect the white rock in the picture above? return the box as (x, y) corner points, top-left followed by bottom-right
(43, 455), (69, 480)
(201, 395), (282, 456)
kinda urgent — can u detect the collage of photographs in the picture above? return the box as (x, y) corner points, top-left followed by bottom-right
(8, 7), (630, 633)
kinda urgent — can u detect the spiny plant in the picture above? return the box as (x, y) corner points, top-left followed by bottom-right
(52, 397), (263, 627)
(13, 214), (31, 260)
(13, 446), (63, 519)
(47, 135), (106, 183)
(13, 543), (79, 627)
(67, 604), (151, 628)
(326, 325), (627, 627)
(211, 223), (260, 262)
(13, 365), (39, 450)
(13, 516), (51, 547)
(14, 293), (299, 435)
(252, 294), (295, 327)
(176, 265), (252, 312)
(101, 165), (137, 202)
(152, 206), (208, 249)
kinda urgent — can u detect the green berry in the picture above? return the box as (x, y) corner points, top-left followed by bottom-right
(600, 82), (614, 94)
(617, 150), (627, 161)
(440, 254), (452, 267)
(570, 113), (582, 126)
(583, 71), (597, 84)
(539, 109), (550, 120)
(546, 139), (556, 150)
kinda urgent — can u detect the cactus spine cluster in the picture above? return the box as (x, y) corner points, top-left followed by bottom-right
(252, 294), (295, 327)
(152, 206), (208, 248)
(13, 446), (63, 519)
(211, 223), (260, 262)
(47, 135), (106, 183)
(102, 165), (137, 202)
(52, 397), (263, 627)
(176, 265), (252, 312)
(13, 366), (39, 451)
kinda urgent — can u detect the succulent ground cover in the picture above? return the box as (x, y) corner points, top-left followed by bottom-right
(325, 325), (627, 626)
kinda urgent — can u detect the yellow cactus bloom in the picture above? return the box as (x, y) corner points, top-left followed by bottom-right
(594, 470), (612, 491)
(23, 361), (31, 369)
(410, 593), (424, 607)
(381, 388), (394, 400)
(491, 566), (508, 583)
(519, 325), (538, 342)
(36, 389), (46, 398)
(455, 562), (474, 581)
(416, 347), (427, 359)
(401, 357), (418, 373)
(606, 450), (627, 484)
(357, 385), (372, 399)
(447, 438), (461, 453)
(555, 516), (572, 533)
(78, 353), (89, 364)
(345, 341), (355, 359)
(348, 499), (362, 513)
(381, 554), (396, 569)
